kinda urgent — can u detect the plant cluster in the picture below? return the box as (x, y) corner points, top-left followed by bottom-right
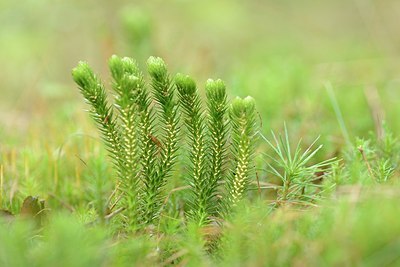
(262, 126), (337, 206)
(72, 55), (258, 230)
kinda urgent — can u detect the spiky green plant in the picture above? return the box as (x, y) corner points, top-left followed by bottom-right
(72, 63), (127, 224)
(205, 79), (228, 215)
(73, 55), (259, 230)
(225, 97), (258, 210)
(346, 126), (398, 184)
(143, 57), (180, 224)
(72, 56), (178, 228)
(261, 126), (336, 206)
(175, 74), (209, 225)
(108, 55), (142, 227)
(72, 62), (122, 173)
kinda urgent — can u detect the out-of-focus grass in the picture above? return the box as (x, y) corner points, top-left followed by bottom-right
(220, 195), (400, 266)
(2, 0), (400, 148)
(2, 195), (400, 266)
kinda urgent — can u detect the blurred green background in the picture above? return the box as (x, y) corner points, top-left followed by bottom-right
(2, 0), (400, 182)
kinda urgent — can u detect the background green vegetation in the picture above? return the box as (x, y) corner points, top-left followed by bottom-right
(1, 0), (400, 266)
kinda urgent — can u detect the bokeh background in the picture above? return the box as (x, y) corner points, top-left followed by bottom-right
(2, 0), (400, 184)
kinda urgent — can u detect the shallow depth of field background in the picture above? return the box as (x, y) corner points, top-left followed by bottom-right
(2, 0), (400, 146)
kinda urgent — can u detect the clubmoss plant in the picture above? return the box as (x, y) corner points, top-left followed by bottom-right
(72, 55), (259, 231)
(144, 57), (180, 224)
(108, 55), (142, 227)
(176, 74), (209, 225)
(205, 79), (228, 215)
(176, 76), (234, 225)
(72, 62), (122, 173)
(225, 97), (258, 210)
